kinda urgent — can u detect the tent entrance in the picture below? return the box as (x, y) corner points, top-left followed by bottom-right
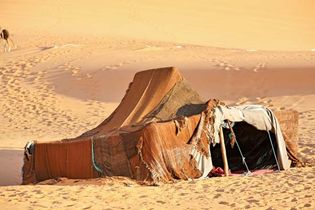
(210, 121), (277, 171)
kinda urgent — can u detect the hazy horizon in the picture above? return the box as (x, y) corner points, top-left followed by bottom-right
(1, 0), (315, 50)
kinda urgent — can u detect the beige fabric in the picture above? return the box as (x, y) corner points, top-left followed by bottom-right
(190, 147), (213, 178)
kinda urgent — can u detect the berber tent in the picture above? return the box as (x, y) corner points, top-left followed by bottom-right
(22, 67), (302, 184)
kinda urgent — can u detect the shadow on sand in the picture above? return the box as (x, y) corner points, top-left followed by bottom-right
(0, 149), (24, 186)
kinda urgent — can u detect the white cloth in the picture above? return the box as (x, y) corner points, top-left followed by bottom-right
(190, 147), (213, 178)
(212, 105), (291, 170)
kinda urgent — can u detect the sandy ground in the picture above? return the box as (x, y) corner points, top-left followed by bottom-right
(0, 168), (314, 210)
(0, 34), (314, 210)
(1, 0), (315, 209)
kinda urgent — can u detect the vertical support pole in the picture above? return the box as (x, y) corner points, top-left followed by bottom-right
(219, 127), (229, 176)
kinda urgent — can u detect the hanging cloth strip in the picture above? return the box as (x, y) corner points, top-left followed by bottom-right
(91, 137), (104, 175)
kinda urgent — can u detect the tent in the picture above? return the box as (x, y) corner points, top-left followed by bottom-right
(22, 67), (302, 184)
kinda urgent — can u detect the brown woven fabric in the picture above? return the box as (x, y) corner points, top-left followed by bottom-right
(80, 67), (185, 137)
(138, 115), (202, 182)
(92, 112), (205, 183)
(23, 67), (207, 184)
(33, 139), (96, 182)
(22, 149), (36, 184)
(275, 110), (304, 166)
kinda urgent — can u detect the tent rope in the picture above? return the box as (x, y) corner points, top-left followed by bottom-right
(266, 130), (281, 171)
(227, 121), (251, 176)
(234, 136), (251, 175)
(91, 137), (104, 175)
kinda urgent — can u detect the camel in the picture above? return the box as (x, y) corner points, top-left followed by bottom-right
(0, 28), (15, 52)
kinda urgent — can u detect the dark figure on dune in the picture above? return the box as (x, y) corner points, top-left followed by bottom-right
(0, 28), (15, 52)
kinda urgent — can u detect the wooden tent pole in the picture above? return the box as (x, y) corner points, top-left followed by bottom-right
(219, 127), (229, 176)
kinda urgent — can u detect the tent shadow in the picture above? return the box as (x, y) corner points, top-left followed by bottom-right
(0, 149), (24, 186)
(176, 103), (207, 117)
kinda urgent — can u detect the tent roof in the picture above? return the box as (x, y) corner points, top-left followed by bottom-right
(80, 67), (204, 138)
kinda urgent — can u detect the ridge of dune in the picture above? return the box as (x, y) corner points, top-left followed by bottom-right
(1, 0), (315, 50)
(0, 39), (314, 210)
(1, 36), (314, 149)
(0, 0), (314, 209)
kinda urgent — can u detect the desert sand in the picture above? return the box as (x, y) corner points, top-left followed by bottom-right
(1, 0), (315, 209)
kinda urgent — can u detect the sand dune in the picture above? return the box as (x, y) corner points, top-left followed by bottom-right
(0, 168), (314, 209)
(0, 0), (315, 209)
(2, 0), (315, 50)
(1, 36), (314, 148)
(0, 35), (314, 209)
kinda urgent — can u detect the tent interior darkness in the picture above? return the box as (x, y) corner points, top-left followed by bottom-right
(211, 121), (277, 171)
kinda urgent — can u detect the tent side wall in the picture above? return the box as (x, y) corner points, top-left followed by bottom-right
(138, 115), (204, 182)
(22, 109), (300, 184)
(274, 110), (301, 166)
(23, 139), (97, 184)
(91, 114), (204, 183)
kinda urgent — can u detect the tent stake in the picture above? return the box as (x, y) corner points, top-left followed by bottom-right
(219, 127), (229, 176)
